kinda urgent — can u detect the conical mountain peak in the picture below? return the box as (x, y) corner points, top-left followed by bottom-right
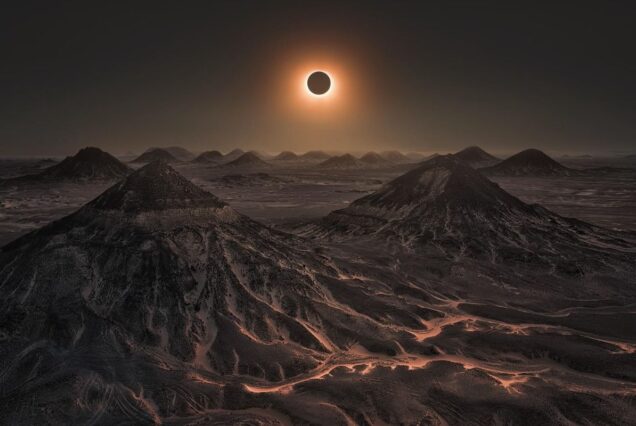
(87, 160), (227, 212)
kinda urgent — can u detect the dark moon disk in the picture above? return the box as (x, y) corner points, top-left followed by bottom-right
(307, 71), (331, 95)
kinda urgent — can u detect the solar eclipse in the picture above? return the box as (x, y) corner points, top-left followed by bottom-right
(307, 71), (331, 95)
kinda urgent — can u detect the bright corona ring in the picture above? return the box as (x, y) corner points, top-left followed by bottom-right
(306, 71), (332, 96)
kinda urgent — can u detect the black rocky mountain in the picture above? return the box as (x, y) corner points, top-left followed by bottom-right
(192, 150), (223, 163)
(312, 155), (632, 269)
(453, 146), (499, 167)
(1, 147), (131, 183)
(480, 148), (577, 176)
(131, 148), (179, 163)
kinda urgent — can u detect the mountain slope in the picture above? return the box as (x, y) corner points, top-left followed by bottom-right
(312, 155), (632, 268)
(480, 149), (577, 176)
(453, 146), (499, 167)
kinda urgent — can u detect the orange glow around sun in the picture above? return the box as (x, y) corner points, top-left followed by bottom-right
(279, 57), (356, 121)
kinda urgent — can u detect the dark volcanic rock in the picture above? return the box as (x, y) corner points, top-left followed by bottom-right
(453, 146), (499, 168)
(131, 148), (179, 164)
(480, 148), (577, 176)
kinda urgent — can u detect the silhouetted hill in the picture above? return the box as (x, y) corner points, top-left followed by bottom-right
(480, 149), (577, 176)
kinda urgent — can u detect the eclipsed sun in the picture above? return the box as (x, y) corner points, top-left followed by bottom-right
(306, 71), (332, 96)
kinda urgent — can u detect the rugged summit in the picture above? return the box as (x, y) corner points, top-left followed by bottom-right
(314, 155), (631, 267)
(222, 151), (273, 168)
(453, 146), (499, 167)
(2, 147), (131, 183)
(192, 150), (223, 163)
(480, 148), (576, 176)
(131, 148), (178, 163)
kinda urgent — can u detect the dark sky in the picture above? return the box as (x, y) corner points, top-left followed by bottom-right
(2, 1), (635, 156)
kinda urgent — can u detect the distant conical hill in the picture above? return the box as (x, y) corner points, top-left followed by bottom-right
(480, 149), (577, 176)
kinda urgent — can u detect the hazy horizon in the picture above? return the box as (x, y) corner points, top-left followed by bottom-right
(2, 2), (635, 157)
